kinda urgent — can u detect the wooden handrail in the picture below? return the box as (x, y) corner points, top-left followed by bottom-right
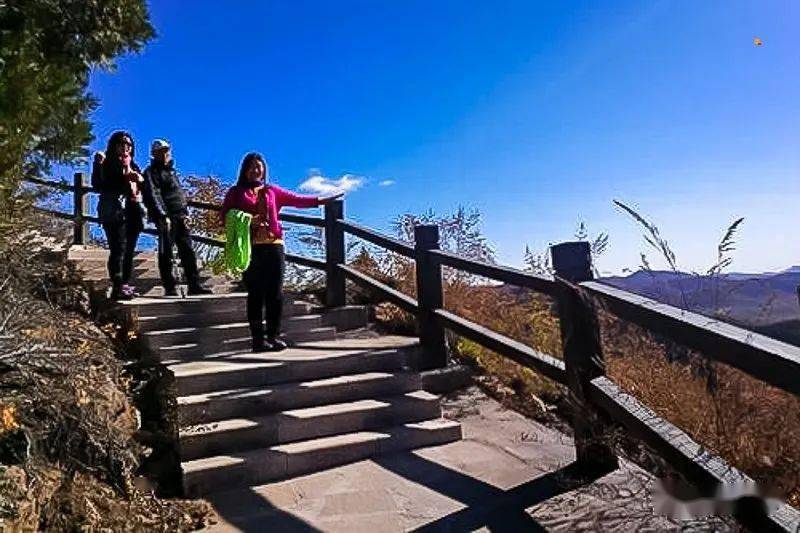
(583, 281), (800, 397)
(25, 175), (327, 268)
(433, 308), (566, 383)
(286, 253), (325, 270)
(33, 204), (98, 226)
(430, 249), (556, 295)
(281, 212), (325, 228)
(26, 176), (97, 194)
(24, 173), (800, 392)
(588, 376), (800, 531)
(337, 219), (414, 257)
(33, 206), (73, 220)
(25, 176), (75, 192)
(29, 172), (800, 399)
(338, 263), (418, 313)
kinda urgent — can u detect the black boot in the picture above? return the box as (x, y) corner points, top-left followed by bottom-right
(110, 283), (132, 301)
(187, 281), (212, 295)
(251, 322), (267, 353)
(267, 335), (287, 352)
(252, 338), (268, 353)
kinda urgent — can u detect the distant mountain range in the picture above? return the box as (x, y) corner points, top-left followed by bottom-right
(601, 268), (800, 345)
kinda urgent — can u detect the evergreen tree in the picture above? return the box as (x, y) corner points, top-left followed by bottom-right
(0, 0), (155, 220)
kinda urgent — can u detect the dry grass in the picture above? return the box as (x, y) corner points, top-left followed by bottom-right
(351, 248), (800, 508)
(350, 252), (566, 418)
(444, 281), (564, 408)
(0, 215), (213, 530)
(602, 316), (800, 508)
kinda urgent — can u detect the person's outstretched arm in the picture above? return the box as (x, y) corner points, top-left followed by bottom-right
(273, 185), (343, 209)
(273, 185), (321, 209)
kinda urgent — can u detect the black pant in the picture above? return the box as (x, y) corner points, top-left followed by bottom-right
(243, 244), (285, 341)
(157, 216), (200, 289)
(103, 213), (143, 286)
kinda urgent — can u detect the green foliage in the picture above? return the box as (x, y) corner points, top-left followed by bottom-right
(0, 0), (155, 222)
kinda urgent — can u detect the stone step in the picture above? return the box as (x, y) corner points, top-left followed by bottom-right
(154, 326), (337, 361)
(142, 315), (325, 349)
(86, 277), (230, 298)
(82, 270), (222, 283)
(179, 391), (442, 460)
(135, 303), (315, 332)
(75, 257), (196, 267)
(158, 334), (380, 368)
(319, 305), (370, 332)
(118, 292), (248, 314)
(74, 258), (158, 272)
(69, 246), (154, 257)
(137, 282), (239, 297)
(73, 261), (190, 278)
(130, 294), (311, 317)
(69, 252), (170, 266)
(182, 419), (462, 497)
(83, 269), (223, 284)
(69, 250), (157, 262)
(178, 370), (422, 426)
(171, 342), (414, 396)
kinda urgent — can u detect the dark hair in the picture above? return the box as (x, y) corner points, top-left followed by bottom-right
(105, 130), (135, 159)
(236, 152), (268, 187)
(102, 130), (138, 177)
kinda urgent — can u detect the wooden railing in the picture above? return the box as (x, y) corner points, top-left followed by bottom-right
(26, 174), (800, 531)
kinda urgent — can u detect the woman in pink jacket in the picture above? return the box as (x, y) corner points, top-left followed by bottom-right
(221, 152), (342, 352)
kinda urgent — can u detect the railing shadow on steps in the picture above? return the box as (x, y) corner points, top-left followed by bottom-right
(26, 173), (800, 531)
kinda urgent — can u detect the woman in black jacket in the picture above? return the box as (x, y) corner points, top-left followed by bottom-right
(91, 131), (146, 300)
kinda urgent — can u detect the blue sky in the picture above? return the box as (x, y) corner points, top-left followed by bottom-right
(80, 0), (800, 275)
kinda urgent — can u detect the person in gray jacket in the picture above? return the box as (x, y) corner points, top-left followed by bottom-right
(142, 139), (211, 296)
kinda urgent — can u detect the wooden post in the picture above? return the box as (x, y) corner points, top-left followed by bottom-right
(73, 172), (89, 245)
(414, 224), (447, 369)
(324, 199), (346, 307)
(551, 241), (618, 475)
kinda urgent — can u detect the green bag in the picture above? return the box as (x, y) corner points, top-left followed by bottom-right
(224, 209), (253, 275)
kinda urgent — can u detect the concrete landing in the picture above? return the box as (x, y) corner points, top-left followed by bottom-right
(201, 387), (730, 532)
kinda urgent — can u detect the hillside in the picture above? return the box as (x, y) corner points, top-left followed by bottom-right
(601, 268), (800, 345)
(754, 319), (800, 347)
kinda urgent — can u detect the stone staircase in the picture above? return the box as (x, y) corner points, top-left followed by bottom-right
(68, 245), (237, 296)
(68, 246), (463, 498)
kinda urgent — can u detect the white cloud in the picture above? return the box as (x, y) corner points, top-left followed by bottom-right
(378, 179), (396, 187)
(299, 172), (364, 195)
